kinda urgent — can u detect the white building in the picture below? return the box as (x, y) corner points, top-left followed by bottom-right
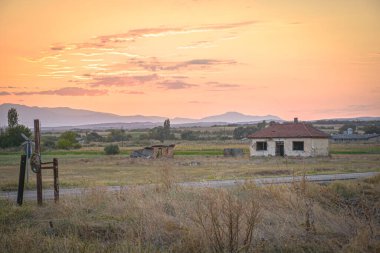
(248, 119), (329, 157)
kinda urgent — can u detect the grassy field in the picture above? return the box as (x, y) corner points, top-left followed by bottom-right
(0, 142), (379, 191)
(1, 175), (379, 252)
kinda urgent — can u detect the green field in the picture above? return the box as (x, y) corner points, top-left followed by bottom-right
(1, 142), (379, 191)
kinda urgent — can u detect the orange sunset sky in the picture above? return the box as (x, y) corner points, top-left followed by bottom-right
(0, 0), (379, 120)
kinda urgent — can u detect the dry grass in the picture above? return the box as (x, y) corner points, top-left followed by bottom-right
(0, 142), (379, 191)
(1, 174), (379, 253)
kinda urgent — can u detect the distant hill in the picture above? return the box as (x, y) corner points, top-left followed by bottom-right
(0, 104), (283, 129)
(316, 117), (380, 122)
(199, 111), (281, 123)
(0, 103), (166, 127)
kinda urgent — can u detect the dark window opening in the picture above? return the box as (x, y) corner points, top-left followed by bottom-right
(293, 141), (304, 151)
(256, 141), (267, 151)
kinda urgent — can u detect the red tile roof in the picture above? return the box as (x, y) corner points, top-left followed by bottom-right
(247, 123), (330, 139)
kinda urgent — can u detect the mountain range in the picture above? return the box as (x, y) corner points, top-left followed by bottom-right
(0, 103), (282, 129)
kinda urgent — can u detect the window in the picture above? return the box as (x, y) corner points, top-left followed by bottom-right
(293, 141), (304, 151)
(256, 141), (267, 151)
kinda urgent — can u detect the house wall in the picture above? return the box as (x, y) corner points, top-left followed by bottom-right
(249, 138), (329, 157)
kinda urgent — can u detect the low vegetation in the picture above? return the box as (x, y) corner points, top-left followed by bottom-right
(1, 175), (379, 252)
(104, 144), (120, 155)
(0, 143), (379, 191)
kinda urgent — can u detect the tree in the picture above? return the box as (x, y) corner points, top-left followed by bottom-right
(85, 131), (104, 143)
(339, 124), (356, 134)
(106, 129), (129, 142)
(233, 126), (258, 139)
(149, 126), (166, 142)
(257, 120), (267, 130)
(0, 125), (32, 148)
(41, 135), (57, 150)
(181, 130), (199, 140)
(163, 119), (171, 139)
(363, 125), (380, 134)
(57, 131), (81, 149)
(0, 108), (31, 148)
(7, 108), (19, 128)
(149, 119), (175, 142)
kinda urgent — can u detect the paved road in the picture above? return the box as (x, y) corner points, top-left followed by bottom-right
(1, 172), (378, 202)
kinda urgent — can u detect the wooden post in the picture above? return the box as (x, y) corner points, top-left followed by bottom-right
(53, 158), (59, 202)
(34, 119), (43, 206)
(17, 155), (27, 206)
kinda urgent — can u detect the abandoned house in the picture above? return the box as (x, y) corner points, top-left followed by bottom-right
(247, 118), (329, 157)
(130, 144), (175, 159)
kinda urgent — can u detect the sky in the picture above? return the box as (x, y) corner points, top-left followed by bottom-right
(0, 0), (379, 120)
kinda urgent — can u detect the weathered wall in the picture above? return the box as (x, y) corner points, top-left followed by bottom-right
(249, 138), (329, 157)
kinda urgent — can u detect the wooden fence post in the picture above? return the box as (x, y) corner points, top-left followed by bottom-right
(34, 119), (43, 206)
(53, 158), (59, 202)
(17, 155), (27, 206)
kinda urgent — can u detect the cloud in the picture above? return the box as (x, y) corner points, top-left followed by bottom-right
(90, 74), (158, 87)
(0, 86), (17, 89)
(14, 87), (107, 96)
(50, 45), (66, 51)
(207, 81), (241, 88)
(158, 80), (197, 90)
(23, 54), (62, 63)
(24, 20), (251, 85)
(0, 91), (11, 96)
(120, 90), (144, 95)
(169, 59), (236, 70)
(95, 21), (256, 44)
(125, 58), (236, 72)
(178, 40), (215, 49)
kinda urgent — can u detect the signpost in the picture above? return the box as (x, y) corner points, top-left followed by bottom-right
(17, 119), (59, 206)
(21, 133), (34, 184)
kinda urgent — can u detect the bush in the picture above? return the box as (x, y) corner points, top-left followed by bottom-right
(57, 131), (81, 149)
(104, 144), (120, 155)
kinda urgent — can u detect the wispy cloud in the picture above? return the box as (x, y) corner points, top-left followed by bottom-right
(23, 54), (62, 63)
(22, 20), (250, 88)
(120, 90), (145, 95)
(95, 21), (256, 46)
(0, 86), (17, 89)
(0, 91), (11, 96)
(13, 87), (107, 96)
(177, 40), (215, 49)
(124, 58), (236, 72)
(158, 80), (197, 90)
(207, 81), (241, 88)
(90, 74), (158, 87)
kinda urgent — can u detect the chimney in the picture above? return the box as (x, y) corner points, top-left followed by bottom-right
(294, 117), (298, 123)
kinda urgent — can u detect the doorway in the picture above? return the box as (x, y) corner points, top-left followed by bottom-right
(275, 141), (284, 156)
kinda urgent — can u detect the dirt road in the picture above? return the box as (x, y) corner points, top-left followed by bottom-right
(1, 172), (378, 202)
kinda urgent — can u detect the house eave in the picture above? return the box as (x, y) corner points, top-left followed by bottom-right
(248, 136), (329, 139)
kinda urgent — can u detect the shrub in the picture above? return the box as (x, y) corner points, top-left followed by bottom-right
(57, 131), (81, 149)
(104, 144), (120, 155)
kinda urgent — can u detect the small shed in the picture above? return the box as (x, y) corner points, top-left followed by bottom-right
(130, 144), (175, 159)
